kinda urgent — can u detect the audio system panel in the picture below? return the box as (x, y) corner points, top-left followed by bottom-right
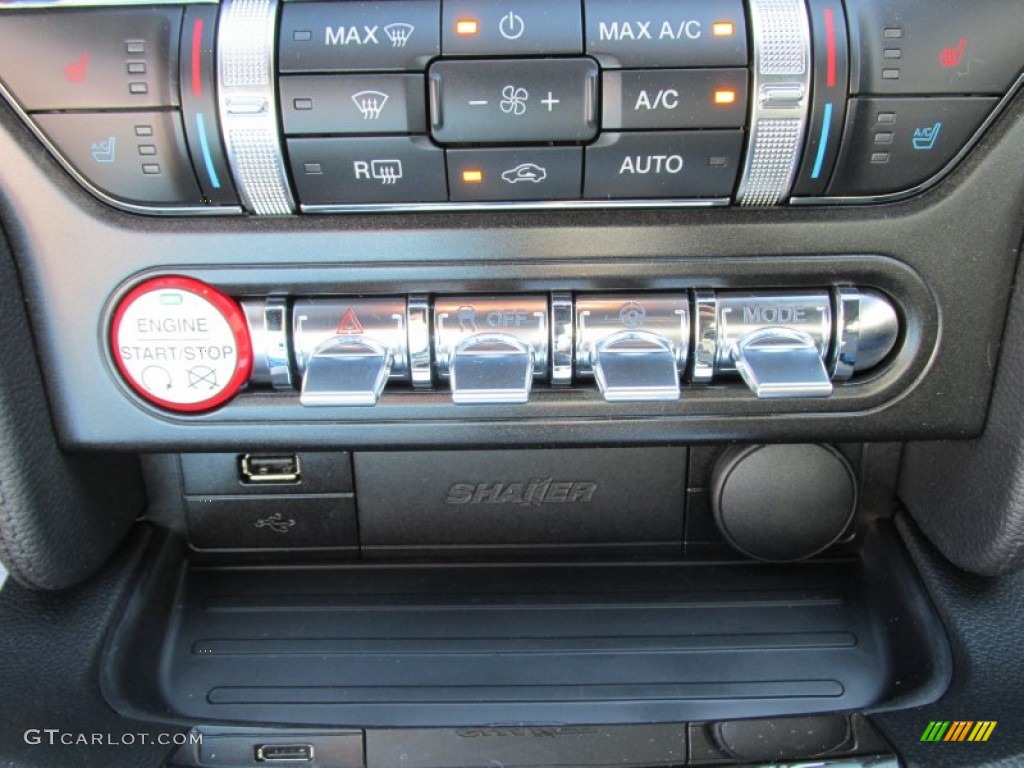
(0, 0), (1021, 214)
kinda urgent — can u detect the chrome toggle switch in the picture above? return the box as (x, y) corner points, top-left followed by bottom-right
(434, 296), (548, 405)
(711, 290), (833, 399)
(449, 334), (535, 405)
(292, 297), (409, 406)
(300, 336), (392, 406)
(732, 327), (833, 398)
(576, 294), (689, 402)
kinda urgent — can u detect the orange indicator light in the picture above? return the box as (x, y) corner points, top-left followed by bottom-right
(456, 19), (479, 35)
(713, 21), (735, 37)
(714, 89), (737, 105)
(461, 169), (484, 183)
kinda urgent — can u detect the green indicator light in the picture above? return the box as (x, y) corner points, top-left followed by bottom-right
(160, 292), (184, 305)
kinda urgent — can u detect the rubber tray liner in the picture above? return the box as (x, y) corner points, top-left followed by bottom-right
(112, 542), (947, 727)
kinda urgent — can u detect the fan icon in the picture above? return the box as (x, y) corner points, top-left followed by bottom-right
(500, 85), (529, 116)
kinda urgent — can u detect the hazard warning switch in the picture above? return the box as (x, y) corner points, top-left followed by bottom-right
(110, 276), (253, 412)
(291, 297), (412, 406)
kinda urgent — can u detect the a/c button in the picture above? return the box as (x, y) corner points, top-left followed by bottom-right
(584, 131), (742, 199)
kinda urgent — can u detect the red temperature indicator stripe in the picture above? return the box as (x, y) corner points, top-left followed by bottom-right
(191, 17), (204, 98)
(824, 8), (836, 89)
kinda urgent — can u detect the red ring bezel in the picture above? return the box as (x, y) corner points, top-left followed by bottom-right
(110, 276), (253, 413)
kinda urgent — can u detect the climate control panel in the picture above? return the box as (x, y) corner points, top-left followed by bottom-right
(109, 277), (900, 413)
(0, 0), (1021, 214)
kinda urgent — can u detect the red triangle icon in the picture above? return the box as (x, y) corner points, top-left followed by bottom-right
(336, 307), (364, 334)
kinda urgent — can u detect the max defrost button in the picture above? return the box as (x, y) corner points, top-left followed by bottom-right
(279, 0), (440, 73)
(111, 277), (253, 412)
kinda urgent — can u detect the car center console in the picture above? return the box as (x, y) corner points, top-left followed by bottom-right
(1, 1), (1024, 763)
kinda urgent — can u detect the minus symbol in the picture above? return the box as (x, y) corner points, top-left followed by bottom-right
(468, 100), (488, 106)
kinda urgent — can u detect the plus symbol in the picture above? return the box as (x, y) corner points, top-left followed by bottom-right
(541, 91), (560, 112)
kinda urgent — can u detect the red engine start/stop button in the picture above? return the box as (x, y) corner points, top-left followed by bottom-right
(110, 276), (253, 412)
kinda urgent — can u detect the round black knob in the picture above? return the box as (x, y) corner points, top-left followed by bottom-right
(711, 444), (857, 562)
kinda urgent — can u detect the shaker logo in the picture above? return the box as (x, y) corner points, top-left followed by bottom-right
(445, 478), (598, 506)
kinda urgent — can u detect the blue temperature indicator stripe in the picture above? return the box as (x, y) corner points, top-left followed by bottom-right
(811, 102), (834, 180)
(195, 112), (221, 189)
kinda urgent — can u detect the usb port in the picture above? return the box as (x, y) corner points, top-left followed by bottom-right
(254, 743), (314, 762)
(239, 454), (301, 484)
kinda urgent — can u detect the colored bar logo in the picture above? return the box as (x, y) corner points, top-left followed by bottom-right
(921, 721), (997, 742)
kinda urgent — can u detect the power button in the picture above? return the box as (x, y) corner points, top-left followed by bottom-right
(110, 276), (253, 412)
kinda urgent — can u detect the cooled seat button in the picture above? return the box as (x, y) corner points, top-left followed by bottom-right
(827, 96), (996, 196)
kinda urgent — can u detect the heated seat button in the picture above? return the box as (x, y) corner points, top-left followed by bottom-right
(0, 8), (181, 111)
(441, 0), (583, 56)
(845, 0), (1024, 96)
(430, 58), (598, 144)
(34, 111), (201, 205)
(280, 74), (428, 135)
(603, 69), (748, 130)
(279, 0), (440, 73)
(585, 0), (747, 68)
(585, 131), (742, 199)
(447, 147), (582, 201)
(827, 96), (997, 196)
(288, 136), (447, 205)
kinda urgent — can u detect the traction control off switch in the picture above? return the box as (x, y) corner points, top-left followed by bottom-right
(434, 296), (549, 405)
(110, 276), (253, 412)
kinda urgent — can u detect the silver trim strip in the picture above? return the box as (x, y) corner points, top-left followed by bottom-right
(692, 290), (718, 384)
(832, 286), (860, 380)
(407, 294), (433, 388)
(301, 199), (729, 214)
(264, 296), (293, 389)
(737, 0), (812, 207)
(217, 0), (295, 215)
(550, 292), (574, 386)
